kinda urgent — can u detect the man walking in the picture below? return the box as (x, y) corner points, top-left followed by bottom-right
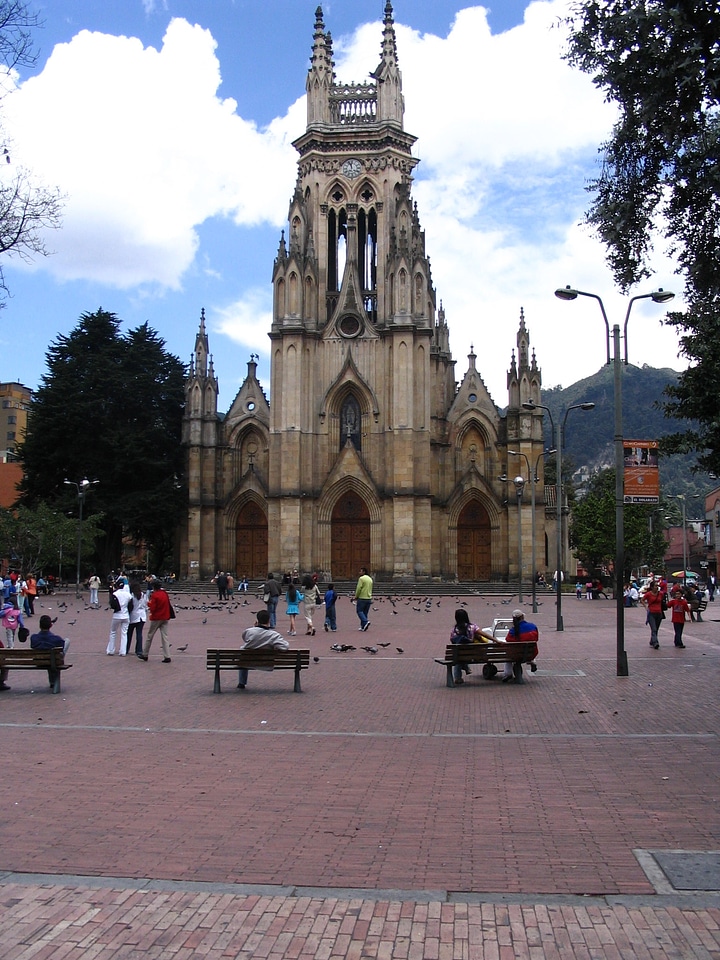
(262, 572), (281, 627)
(140, 579), (173, 662)
(354, 566), (373, 632)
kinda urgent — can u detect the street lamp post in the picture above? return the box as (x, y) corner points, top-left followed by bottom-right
(554, 285), (674, 675)
(522, 401), (595, 630)
(668, 494), (701, 584)
(498, 474), (526, 602)
(508, 449), (554, 614)
(64, 478), (98, 598)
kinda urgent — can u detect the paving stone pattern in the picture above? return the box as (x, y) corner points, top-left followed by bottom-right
(1, 588), (719, 958)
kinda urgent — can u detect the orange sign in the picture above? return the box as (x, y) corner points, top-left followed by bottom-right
(623, 440), (659, 503)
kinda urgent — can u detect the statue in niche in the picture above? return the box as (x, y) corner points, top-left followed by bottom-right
(340, 396), (361, 451)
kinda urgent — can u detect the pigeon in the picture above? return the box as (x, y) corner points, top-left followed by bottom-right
(67, 620), (76, 626)
(176, 644), (188, 652)
(361, 645), (378, 654)
(396, 647), (404, 654)
(202, 618), (208, 624)
(378, 642), (390, 647)
(313, 656), (320, 662)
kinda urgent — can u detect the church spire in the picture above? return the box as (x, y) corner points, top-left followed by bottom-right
(371, 1), (404, 125)
(194, 307), (209, 377)
(306, 6), (335, 125)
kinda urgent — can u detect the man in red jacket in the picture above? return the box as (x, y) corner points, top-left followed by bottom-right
(502, 608), (539, 683)
(139, 580), (172, 663)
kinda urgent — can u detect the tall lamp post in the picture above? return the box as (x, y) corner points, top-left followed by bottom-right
(508, 448), (555, 614)
(522, 401), (595, 630)
(64, 478), (98, 598)
(498, 474), (526, 602)
(554, 285), (674, 675)
(667, 494), (700, 584)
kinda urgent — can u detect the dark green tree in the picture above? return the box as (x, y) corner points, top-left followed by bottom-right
(570, 469), (667, 581)
(19, 310), (186, 572)
(565, 0), (720, 474)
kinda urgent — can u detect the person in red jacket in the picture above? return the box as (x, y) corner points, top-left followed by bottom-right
(502, 608), (539, 683)
(139, 580), (172, 663)
(667, 584), (690, 648)
(641, 579), (664, 649)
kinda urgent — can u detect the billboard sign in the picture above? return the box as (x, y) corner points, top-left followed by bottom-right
(623, 440), (659, 503)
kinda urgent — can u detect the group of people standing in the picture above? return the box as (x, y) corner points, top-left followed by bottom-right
(211, 572), (249, 600)
(106, 578), (173, 662)
(2, 571), (39, 616)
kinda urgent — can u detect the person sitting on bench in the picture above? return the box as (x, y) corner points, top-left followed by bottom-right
(503, 609), (539, 683)
(30, 615), (70, 689)
(237, 609), (289, 689)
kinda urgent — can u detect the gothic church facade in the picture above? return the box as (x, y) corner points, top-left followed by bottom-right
(180, 3), (548, 583)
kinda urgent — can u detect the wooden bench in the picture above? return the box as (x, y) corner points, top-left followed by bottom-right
(435, 642), (537, 687)
(0, 648), (70, 694)
(206, 648), (310, 693)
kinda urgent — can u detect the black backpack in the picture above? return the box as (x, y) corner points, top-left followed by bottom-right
(109, 593), (120, 612)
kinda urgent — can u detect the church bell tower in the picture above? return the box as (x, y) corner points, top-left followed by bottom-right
(267, 2), (455, 580)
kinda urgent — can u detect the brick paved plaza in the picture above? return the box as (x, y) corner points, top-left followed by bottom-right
(2, 587), (719, 958)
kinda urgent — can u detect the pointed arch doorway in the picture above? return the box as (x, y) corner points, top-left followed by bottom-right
(331, 491), (370, 579)
(235, 502), (268, 579)
(457, 500), (491, 581)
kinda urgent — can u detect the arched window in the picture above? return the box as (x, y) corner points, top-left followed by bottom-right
(340, 395), (361, 451)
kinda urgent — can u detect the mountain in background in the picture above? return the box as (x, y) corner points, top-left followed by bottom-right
(538, 365), (712, 501)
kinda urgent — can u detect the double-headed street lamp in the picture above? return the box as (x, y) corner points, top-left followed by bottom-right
(507, 448), (555, 614)
(64, 478), (99, 598)
(554, 286), (674, 675)
(522, 400), (595, 631)
(498, 474), (526, 601)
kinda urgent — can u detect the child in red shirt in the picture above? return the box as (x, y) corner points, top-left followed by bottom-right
(668, 585), (690, 648)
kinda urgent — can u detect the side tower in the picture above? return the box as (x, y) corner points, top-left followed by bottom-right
(268, 3), (455, 580)
(182, 309), (219, 578)
(505, 310), (546, 583)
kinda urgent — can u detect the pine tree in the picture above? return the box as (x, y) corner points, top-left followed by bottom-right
(19, 310), (186, 571)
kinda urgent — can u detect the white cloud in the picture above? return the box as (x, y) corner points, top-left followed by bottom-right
(3, 18), (298, 289)
(1, 1), (685, 398)
(212, 288), (274, 355)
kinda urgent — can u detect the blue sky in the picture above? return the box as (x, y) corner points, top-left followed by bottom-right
(2, 0), (684, 411)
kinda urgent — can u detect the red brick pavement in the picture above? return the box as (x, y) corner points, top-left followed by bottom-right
(1, 588), (719, 957)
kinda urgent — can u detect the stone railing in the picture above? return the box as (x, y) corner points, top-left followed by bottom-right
(330, 83), (377, 124)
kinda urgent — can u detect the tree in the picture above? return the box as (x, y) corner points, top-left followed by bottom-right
(569, 469), (667, 581)
(0, 1), (63, 302)
(0, 501), (103, 576)
(565, 1), (720, 474)
(18, 310), (186, 572)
